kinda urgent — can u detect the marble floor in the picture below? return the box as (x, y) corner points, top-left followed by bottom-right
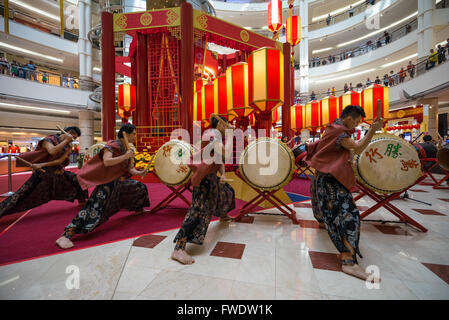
(0, 176), (449, 300)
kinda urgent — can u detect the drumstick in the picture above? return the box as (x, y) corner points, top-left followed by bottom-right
(56, 125), (74, 141)
(142, 154), (156, 174)
(15, 156), (46, 173)
(376, 99), (382, 120)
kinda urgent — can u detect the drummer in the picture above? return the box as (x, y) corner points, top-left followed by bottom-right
(56, 123), (150, 249)
(305, 105), (382, 282)
(171, 114), (236, 265)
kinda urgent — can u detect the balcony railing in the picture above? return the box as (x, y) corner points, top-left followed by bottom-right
(0, 62), (80, 89)
(298, 50), (449, 103)
(308, 1), (375, 31)
(306, 18), (418, 69)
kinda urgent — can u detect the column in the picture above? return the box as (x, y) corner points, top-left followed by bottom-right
(78, 0), (95, 91)
(180, 2), (194, 139)
(101, 11), (116, 141)
(298, 0), (309, 95)
(417, 0), (436, 67)
(283, 42), (293, 138)
(78, 110), (95, 151)
(4, 0), (9, 34)
(421, 97), (439, 139)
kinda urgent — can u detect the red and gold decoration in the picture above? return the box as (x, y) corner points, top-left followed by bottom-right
(226, 62), (253, 129)
(290, 104), (305, 133)
(213, 75), (229, 119)
(272, 107), (282, 126)
(268, 0), (283, 40)
(339, 90), (361, 110)
(117, 83), (136, 123)
(320, 95), (340, 127)
(361, 84), (389, 123)
(113, 8), (181, 32)
(248, 47), (284, 134)
(305, 100), (320, 132)
(201, 81), (215, 127)
(286, 0), (300, 65)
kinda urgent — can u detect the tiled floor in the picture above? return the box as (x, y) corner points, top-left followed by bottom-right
(1, 177), (449, 300)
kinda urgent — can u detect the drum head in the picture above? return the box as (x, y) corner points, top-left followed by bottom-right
(354, 133), (422, 194)
(239, 137), (295, 191)
(83, 142), (106, 166)
(153, 140), (193, 186)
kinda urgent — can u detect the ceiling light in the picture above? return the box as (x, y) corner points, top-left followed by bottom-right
(0, 102), (71, 114)
(381, 53), (418, 68)
(0, 42), (64, 63)
(9, 0), (60, 22)
(337, 12), (418, 48)
(312, 47), (333, 54)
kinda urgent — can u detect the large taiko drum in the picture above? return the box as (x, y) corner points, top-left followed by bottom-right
(292, 143), (307, 165)
(353, 133), (422, 194)
(153, 140), (193, 187)
(239, 137), (296, 191)
(437, 146), (449, 171)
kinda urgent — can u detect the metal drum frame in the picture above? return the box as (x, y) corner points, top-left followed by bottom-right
(234, 138), (299, 224)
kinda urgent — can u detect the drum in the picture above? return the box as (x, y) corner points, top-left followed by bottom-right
(437, 146), (449, 171)
(239, 137), (295, 191)
(292, 144), (307, 164)
(153, 140), (193, 187)
(82, 142), (106, 166)
(353, 133), (422, 194)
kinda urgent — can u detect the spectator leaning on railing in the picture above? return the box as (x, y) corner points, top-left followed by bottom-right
(426, 49), (438, 70)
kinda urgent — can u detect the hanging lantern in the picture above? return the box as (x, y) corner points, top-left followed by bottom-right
(286, 16), (301, 47)
(117, 83), (136, 122)
(268, 0), (283, 34)
(272, 107), (282, 126)
(248, 47), (284, 134)
(305, 100), (320, 130)
(339, 90), (361, 112)
(291, 104), (305, 133)
(193, 79), (206, 123)
(213, 75), (228, 119)
(226, 62), (253, 123)
(320, 95), (340, 126)
(201, 81), (215, 127)
(361, 84), (389, 123)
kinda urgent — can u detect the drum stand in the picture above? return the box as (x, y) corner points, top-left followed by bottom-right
(400, 190), (432, 206)
(294, 154), (314, 181)
(354, 175), (428, 232)
(149, 174), (192, 214)
(417, 158), (449, 190)
(233, 169), (299, 224)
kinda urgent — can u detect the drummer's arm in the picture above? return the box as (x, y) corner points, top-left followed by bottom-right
(340, 119), (382, 154)
(103, 149), (133, 167)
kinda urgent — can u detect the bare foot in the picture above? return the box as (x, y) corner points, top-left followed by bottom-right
(171, 249), (195, 265)
(342, 264), (381, 283)
(132, 209), (151, 216)
(56, 236), (74, 249)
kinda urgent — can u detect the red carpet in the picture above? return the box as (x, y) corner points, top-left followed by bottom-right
(0, 172), (310, 266)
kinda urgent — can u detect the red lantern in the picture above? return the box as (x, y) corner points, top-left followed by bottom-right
(272, 107), (282, 126)
(201, 81), (215, 127)
(320, 95), (340, 126)
(305, 100), (320, 130)
(339, 90), (361, 111)
(213, 75), (228, 119)
(117, 83), (136, 123)
(248, 47), (284, 135)
(286, 16), (301, 47)
(268, 0), (283, 33)
(193, 79), (206, 124)
(291, 104), (305, 133)
(361, 84), (389, 123)
(226, 62), (253, 125)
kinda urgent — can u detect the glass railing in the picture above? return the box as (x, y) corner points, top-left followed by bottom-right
(0, 5), (79, 42)
(0, 62), (80, 89)
(298, 51), (448, 103)
(306, 18), (418, 69)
